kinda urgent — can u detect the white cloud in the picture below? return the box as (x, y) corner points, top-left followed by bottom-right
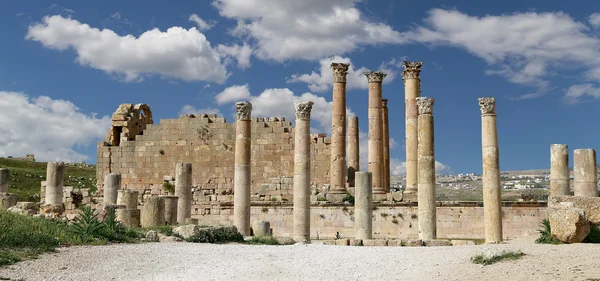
(215, 84), (252, 105)
(589, 13), (600, 28)
(406, 9), (600, 99)
(287, 56), (399, 92)
(26, 15), (229, 83)
(217, 43), (253, 68)
(213, 0), (406, 61)
(189, 14), (215, 31)
(389, 158), (450, 176)
(564, 84), (600, 104)
(0, 91), (110, 162)
(179, 105), (222, 116)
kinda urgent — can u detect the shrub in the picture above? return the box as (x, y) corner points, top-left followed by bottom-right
(583, 224), (600, 243)
(534, 219), (561, 245)
(471, 250), (525, 265)
(185, 226), (244, 243)
(248, 236), (280, 245)
(342, 193), (355, 205)
(162, 182), (175, 194)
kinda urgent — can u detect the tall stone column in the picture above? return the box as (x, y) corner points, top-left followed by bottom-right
(330, 63), (350, 193)
(355, 172), (373, 240)
(348, 116), (359, 187)
(416, 97), (436, 240)
(234, 101), (252, 235)
(382, 99), (390, 193)
(478, 97), (503, 243)
(103, 173), (121, 206)
(293, 101), (314, 243)
(44, 162), (65, 205)
(0, 168), (8, 193)
(574, 149), (598, 197)
(403, 62), (423, 195)
(175, 162), (192, 223)
(550, 144), (570, 196)
(365, 71), (387, 194)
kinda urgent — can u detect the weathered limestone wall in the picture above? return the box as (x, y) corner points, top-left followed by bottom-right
(96, 113), (331, 196)
(192, 203), (547, 240)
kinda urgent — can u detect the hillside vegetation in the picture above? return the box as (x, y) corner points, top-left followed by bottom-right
(0, 158), (96, 201)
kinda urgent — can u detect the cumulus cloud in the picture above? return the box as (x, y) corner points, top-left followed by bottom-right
(217, 43), (253, 68)
(389, 158), (450, 176)
(589, 13), (600, 28)
(405, 9), (600, 99)
(212, 0), (406, 61)
(26, 15), (229, 83)
(564, 84), (600, 103)
(179, 105), (222, 116)
(287, 56), (400, 92)
(0, 91), (110, 162)
(215, 84), (252, 105)
(188, 14), (215, 31)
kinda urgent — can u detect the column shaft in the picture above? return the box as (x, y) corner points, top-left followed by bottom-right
(417, 97), (436, 240)
(234, 101), (252, 235)
(44, 162), (65, 205)
(141, 195), (165, 228)
(382, 99), (390, 192)
(366, 71), (386, 194)
(550, 144), (570, 196)
(103, 173), (121, 206)
(175, 162), (192, 223)
(403, 62), (423, 194)
(0, 168), (8, 193)
(348, 116), (359, 187)
(293, 101), (313, 242)
(355, 172), (372, 240)
(479, 97), (502, 243)
(330, 81), (347, 193)
(574, 149), (597, 197)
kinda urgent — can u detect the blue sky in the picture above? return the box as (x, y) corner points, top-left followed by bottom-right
(1, 0), (600, 175)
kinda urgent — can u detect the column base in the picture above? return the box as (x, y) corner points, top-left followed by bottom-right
(372, 188), (386, 194)
(328, 188), (347, 194)
(402, 192), (418, 203)
(326, 193), (348, 203)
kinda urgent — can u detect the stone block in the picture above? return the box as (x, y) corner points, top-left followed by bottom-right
(450, 240), (477, 246)
(362, 239), (388, 246)
(550, 207), (590, 243)
(0, 193), (18, 209)
(424, 240), (452, 247)
(405, 239), (424, 247)
(387, 240), (404, 247)
(252, 221), (271, 237)
(335, 239), (350, 246)
(549, 195), (600, 224)
(349, 239), (363, 246)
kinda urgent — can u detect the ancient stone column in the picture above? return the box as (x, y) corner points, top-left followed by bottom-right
(574, 149), (598, 197)
(234, 101), (252, 235)
(382, 99), (390, 193)
(403, 62), (423, 194)
(478, 97), (503, 243)
(355, 172), (372, 240)
(330, 63), (350, 194)
(162, 195), (178, 225)
(175, 162), (192, 224)
(103, 173), (121, 206)
(365, 71), (387, 194)
(141, 195), (165, 227)
(550, 144), (570, 196)
(116, 189), (141, 227)
(0, 168), (8, 193)
(416, 97), (436, 240)
(117, 189), (139, 210)
(293, 101), (314, 243)
(348, 116), (359, 187)
(44, 162), (65, 205)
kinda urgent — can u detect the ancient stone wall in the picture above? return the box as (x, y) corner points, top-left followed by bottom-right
(193, 202), (547, 240)
(96, 113), (332, 196)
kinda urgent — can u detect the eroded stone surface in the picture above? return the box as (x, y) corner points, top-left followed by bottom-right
(550, 207), (590, 243)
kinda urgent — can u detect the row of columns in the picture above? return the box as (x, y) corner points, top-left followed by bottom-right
(550, 144), (598, 197)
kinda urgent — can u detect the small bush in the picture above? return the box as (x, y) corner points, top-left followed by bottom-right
(186, 226), (244, 243)
(159, 149), (165, 155)
(248, 236), (280, 245)
(471, 250), (525, 265)
(162, 182), (175, 194)
(535, 219), (561, 245)
(583, 224), (600, 243)
(342, 194), (355, 205)
(316, 196), (326, 201)
(410, 214), (418, 220)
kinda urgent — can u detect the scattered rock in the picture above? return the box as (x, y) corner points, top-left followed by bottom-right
(146, 230), (160, 242)
(550, 207), (591, 243)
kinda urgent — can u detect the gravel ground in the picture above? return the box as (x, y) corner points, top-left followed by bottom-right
(2, 239), (600, 281)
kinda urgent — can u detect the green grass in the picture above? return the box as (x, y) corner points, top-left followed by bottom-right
(247, 236), (281, 245)
(583, 224), (600, 243)
(471, 250), (525, 265)
(535, 219), (562, 244)
(0, 158), (96, 201)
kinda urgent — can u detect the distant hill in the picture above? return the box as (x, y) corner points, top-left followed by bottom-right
(0, 157), (96, 201)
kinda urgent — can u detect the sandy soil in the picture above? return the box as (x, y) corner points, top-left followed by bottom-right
(1, 238), (600, 281)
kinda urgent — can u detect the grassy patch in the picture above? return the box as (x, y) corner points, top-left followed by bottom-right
(0, 158), (96, 201)
(248, 236), (280, 245)
(471, 250), (525, 265)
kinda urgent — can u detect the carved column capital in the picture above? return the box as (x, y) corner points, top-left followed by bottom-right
(235, 101), (252, 121)
(478, 97), (496, 115)
(364, 71), (387, 83)
(416, 97), (434, 115)
(294, 101), (314, 120)
(402, 61), (423, 80)
(382, 98), (388, 108)
(331, 63), (350, 83)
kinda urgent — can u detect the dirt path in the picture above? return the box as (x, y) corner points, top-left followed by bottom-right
(1, 241), (600, 281)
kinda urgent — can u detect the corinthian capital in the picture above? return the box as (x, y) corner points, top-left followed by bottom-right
(416, 97), (434, 115)
(364, 71), (387, 83)
(235, 101), (252, 121)
(331, 63), (350, 83)
(478, 97), (496, 115)
(402, 61), (423, 80)
(294, 101), (314, 120)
